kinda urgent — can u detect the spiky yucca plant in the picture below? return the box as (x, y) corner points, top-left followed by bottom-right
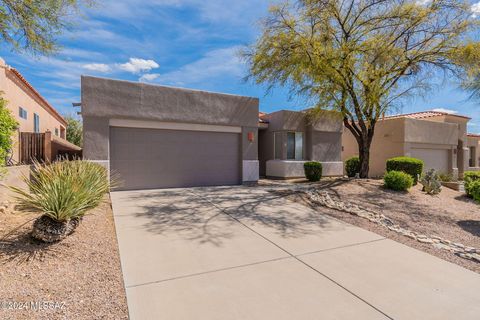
(11, 160), (111, 222)
(10, 160), (112, 242)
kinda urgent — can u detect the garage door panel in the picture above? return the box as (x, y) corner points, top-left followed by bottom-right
(410, 148), (449, 173)
(110, 127), (241, 190)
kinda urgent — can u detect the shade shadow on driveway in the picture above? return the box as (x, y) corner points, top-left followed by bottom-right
(111, 185), (480, 320)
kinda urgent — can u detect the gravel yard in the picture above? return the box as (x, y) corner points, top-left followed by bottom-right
(282, 178), (480, 274)
(0, 198), (128, 319)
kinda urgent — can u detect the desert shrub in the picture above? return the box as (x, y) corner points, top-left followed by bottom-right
(304, 161), (322, 182)
(345, 156), (360, 177)
(10, 160), (111, 221)
(384, 170), (414, 191)
(464, 171), (480, 198)
(386, 157), (424, 184)
(467, 180), (480, 202)
(420, 169), (442, 195)
(438, 172), (454, 182)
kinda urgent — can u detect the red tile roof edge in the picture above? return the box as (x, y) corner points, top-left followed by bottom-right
(467, 133), (480, 138)
(384, 110), (470, 120)
(9, 67), (67, 126)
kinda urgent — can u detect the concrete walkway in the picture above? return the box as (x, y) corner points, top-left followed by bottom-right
(111, 185), (480, 320)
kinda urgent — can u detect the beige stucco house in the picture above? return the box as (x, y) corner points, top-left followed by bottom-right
(81, 76), (344, 190)
(0, 58), (80, 164)
(342, 111), (479, 178)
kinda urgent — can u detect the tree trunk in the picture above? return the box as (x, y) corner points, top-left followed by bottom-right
(358, 141), (370, 178)
(357, 132), (374, 178)
(343, 117), (376, 179)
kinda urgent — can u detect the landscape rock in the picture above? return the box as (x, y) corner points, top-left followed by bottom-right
(306, 189), (479, 264)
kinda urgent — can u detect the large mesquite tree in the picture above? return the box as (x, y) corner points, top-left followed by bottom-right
(0, 0), (94, 55)
(244, 0), (480, 177)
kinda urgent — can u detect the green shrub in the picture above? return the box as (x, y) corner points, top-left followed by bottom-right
(464, 171), (480, 198)
(438, 172), (453, 182)
(10, 160), (111, 222)
(467, 180), (480, 202)
(384, 170), (414, 191)
(304, 161), (322, 182)
(345, 156), (360, 177)
(420, 169), (442, 195)
(386, 157), (424, 184)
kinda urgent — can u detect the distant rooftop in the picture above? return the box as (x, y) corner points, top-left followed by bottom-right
(259, 112), (269, 123)
(384, 110), (471, 120)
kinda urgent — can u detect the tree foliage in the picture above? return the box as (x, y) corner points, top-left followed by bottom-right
(244, 0), (480, 177)
(65, 115), (82, 147)
(0, 95), (18, 165)
(0, 0), (93, 55)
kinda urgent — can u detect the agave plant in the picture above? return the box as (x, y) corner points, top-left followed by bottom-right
(10, 160), (112, 242)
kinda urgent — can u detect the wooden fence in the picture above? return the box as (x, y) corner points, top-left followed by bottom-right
(19, 132), (82, 164)
(20, 132), (46, 164)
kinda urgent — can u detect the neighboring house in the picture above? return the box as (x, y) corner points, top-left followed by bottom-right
(342, 111), (477, 178)
(0, 58), (80, 164)
(81, 76), (343, 190)
(467, 134), (480, 169)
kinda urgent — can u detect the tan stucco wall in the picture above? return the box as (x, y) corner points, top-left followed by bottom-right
(342, 116), (464, 177)
(0, 59), (67, 162)
(342, 118), (406, 177)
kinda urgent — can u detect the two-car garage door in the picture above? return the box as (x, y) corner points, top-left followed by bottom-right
(110, 127), (241, 190)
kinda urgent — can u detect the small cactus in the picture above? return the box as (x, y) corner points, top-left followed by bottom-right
(420, 169), (442, 195)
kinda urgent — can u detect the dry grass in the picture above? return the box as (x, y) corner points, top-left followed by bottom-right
(0, 198), (128, 319)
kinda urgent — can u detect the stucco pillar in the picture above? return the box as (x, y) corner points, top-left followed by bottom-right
(242, 126), (259, 182)
(82, 116), (110, 169)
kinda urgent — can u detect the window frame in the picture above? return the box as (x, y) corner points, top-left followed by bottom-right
(286, 131), (304, 160)
(33, 113), (40, 133)
(470, 146), (476, 167)
(19, 107), (27, 119)
(273, 131), (304, 160)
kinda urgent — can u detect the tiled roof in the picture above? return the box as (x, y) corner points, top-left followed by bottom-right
(259, 112), (269, 123)
(8, 67), (67, 125)
(467, 133), (480, 138)
(384, 110), (470, 120)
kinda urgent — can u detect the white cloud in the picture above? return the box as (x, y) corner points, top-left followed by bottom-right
(432, 108), (458, 114)
(118, 58), (159, 74)
(472, 2), (480, 18)
(139, 73), (160, 82)
(83, 63), (111, 73)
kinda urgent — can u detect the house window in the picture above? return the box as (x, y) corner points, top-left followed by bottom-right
(55, 128), (59, 136)
(33, 113), (40, 133)
(470, 147), (476, 167)
(287, 132), (303, 160)
(19, 107), (27, 119)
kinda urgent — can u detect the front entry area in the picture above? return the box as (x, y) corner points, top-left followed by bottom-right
(109, 126), (241, 190)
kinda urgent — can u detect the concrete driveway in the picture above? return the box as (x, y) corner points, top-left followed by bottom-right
(111, 185), (480, 320)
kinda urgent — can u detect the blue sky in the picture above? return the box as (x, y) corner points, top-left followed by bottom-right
(0, 0), (479, 131)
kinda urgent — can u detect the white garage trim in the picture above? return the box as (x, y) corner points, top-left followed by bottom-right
(109, 119), (241, 133)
